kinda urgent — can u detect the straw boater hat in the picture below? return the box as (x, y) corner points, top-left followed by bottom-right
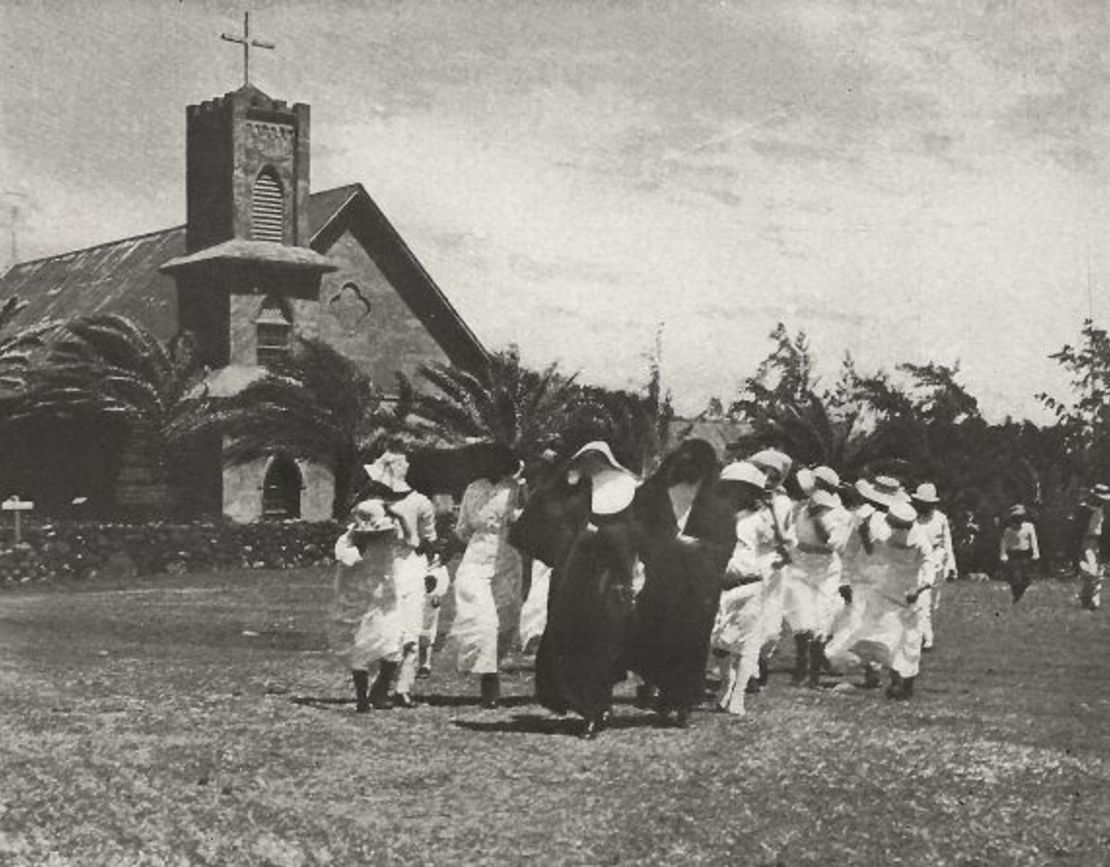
(720, 461), (768, 490)
(886, 498), (917, 528)
(810, 488), (838, 511)
(749, 448), (792, 480)
(813, 466), (840, 492)
(349, 499), (398, 535)
(856, 475), (903, 508)
(911, 482), (940, 505)
(1090, 484), (1110, 502)
(364, 451), (412, 494)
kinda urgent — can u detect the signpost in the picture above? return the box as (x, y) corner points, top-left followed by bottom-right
(2, 495), (34, 545)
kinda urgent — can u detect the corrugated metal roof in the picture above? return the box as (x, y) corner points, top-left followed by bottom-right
(0, 184), (366, 342)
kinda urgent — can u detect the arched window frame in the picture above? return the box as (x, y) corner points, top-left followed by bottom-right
(251, 167), (285, 243)
(261, 454), (303, 520)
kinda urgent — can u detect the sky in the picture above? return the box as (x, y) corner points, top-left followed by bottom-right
(1, 0), (1109, 421)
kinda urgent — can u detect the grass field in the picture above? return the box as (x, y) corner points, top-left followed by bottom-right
(2, 571), (1110, 866)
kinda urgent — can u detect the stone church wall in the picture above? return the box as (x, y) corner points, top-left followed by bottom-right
(316, 230), (451, 390)
(222, 455), (334, 524)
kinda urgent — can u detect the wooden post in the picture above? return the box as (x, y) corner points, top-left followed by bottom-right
(2, 495), (34, 545)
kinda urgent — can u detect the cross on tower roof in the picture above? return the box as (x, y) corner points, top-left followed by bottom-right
(220, 12), (275, 87)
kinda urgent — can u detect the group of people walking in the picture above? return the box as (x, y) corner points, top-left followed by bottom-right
(326, 435), (1080, 739)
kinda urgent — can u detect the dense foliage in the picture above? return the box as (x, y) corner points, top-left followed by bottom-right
(0, 299), (1105, 563)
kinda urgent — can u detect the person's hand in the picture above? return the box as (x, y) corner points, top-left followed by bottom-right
(999, 555), (1008, 563)
(676, 533), (697, 546)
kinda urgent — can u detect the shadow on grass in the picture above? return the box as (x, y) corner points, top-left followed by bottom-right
(453, 711), (662, 738)
(287, 693), (538, 712)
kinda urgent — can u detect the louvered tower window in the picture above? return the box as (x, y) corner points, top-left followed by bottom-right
(251, 168), (285, 242)
(257, 294), (292, 365)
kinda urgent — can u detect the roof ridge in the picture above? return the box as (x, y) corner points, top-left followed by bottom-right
(6, 224), (185, 271)
(4, 183), (365, 272)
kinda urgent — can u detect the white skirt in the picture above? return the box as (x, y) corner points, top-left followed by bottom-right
(519, 561), (551, 651)
(825, 586), (923, 678)
(711, 581), (764, 656)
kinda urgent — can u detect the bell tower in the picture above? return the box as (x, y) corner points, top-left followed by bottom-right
(183, 84), (312, 253)
(161, 15), (334, 370)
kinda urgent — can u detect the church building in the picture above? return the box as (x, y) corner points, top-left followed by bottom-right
(0, 80), (488, 522)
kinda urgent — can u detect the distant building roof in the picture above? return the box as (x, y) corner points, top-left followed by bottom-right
(0, 183), (488, 374)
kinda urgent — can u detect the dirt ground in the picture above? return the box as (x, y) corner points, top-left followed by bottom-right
(2, 571), (1109, 865)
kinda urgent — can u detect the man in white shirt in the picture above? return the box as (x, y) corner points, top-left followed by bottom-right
(1000, 504), (1040, 604)
(910, 483), (956, 650)
(1077, 485), (1110, 611)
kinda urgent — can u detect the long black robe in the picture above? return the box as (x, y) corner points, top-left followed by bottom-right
(626, 474), (736, 708)
(510, 478), (637, 720)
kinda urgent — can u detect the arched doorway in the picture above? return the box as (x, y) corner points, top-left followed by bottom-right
(262, 455), (302, 520)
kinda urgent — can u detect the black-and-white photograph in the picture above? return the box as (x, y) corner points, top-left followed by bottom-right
(1, 1), (1108, 863)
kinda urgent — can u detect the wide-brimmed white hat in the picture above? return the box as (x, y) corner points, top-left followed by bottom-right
(749, 448), (792, 478)
(350, 499), (398, 535)
(720, 461), (767, 489)
(810, 488), (839, 511)
(856, 475), (903, 507)
(886, 499), (917, 527)
(911, 482), (940, 504)
(591, 466), (640, 515)
(364, 452), (412, 494)
(569, 440), (627, 471)
(813, 466), (840, 491)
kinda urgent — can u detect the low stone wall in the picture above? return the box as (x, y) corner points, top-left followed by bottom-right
(0, 520), (342, 585)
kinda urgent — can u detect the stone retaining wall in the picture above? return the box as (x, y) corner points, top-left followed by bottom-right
(0, 520), (342, 585)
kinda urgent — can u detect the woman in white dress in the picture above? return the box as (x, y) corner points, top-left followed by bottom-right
(826, 498), (931, 700)
(711, 460), (776, 716)
(328, 499), (405, 712)
(364, 444), (438, 708)
(447, 444), (524, 708)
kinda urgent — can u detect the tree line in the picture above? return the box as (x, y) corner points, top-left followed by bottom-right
(0, 302), (1104, 569)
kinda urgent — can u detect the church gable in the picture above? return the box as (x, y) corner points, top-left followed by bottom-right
(318, 229), (450, 388)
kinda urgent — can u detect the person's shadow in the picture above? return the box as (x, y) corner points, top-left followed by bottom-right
(453, 710), (661, 737)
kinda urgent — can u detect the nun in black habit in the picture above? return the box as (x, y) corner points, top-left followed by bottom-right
(626, 439), (736, 727)
(509, 441), (641, 739)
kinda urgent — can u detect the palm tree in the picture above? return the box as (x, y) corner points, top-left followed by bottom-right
(411, 345), (579, 460)
(10, 313), (208, 512)
(181, 338), (391, 518)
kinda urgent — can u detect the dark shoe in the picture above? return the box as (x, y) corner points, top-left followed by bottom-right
(792, 634), (810, 685)
(885, 671), (904, 700)
(807, 639), (824, 689)
(352, 670), (370, 714)
(862, 666), (881, 690)
(369, 695), (394, 711)
(745, 678), (762, 695)
(480, 673), (501, 708)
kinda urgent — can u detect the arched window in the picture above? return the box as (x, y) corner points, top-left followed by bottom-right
(251, 168), (284, 242)
(262, 455), (302, 520)
(256, 294), (292, 365)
